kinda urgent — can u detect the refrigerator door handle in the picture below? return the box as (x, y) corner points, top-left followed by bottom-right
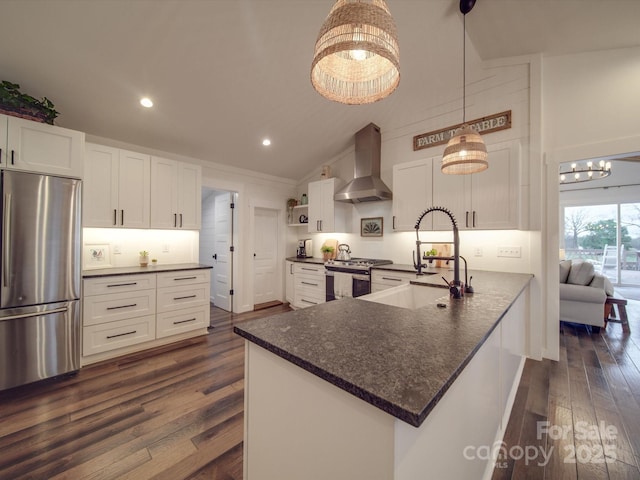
(0, 305), (68, 322)
(2, 193), (11, 288)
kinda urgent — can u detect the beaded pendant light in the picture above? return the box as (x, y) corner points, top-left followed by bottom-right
(311, 0), (400, 105)
(441, 0), (488, 175)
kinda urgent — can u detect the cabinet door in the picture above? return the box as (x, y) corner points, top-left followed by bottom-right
(432, 160), (468, 230)
(392, 159), (432, 231)
(118, 149), (150, 228)
(150, 156), (179, 228)
(5, 115), (84, 177)
(307, 180), (323, 233)
(308, 178), (345, 233)
(83, 143), (120, 227)
(177, 162), (201, 229)
(470, 141), (520, 230)
(285, 261), (295, 304)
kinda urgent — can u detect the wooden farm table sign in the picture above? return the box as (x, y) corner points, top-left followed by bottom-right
(413, 110), (512, 151)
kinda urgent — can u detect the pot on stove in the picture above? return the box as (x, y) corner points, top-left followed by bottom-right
(336, 244), (351, 261)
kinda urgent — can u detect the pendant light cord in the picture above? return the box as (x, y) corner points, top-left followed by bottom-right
(462, 12), (466, 124)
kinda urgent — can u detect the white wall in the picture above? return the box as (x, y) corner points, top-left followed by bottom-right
(83, 228), (199, 268)
(543, 45), (640, 359)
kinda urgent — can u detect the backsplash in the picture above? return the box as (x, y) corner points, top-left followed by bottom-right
(82, 228), (199, 269)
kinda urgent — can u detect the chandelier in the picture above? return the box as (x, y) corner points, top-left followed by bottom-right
(311, 0), (400, 105)
(441, 0), (488, 175)
(559, 160), (612, 184)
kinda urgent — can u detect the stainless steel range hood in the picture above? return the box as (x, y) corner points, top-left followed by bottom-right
(334, 123), (393, 203)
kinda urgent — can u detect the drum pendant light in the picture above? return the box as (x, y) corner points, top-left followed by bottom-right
(311, 0), (400, 105)
(441, 0), (488, 175)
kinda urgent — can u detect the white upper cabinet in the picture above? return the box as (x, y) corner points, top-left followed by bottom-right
(0, 114), (84, 178)
(393, 140), (524, 231)
(150, 157), (201, 229)
(432, 140), (523, 230)
(83, 143), (150, 228)
(307, 177), (348, 233)
(392, 158), (433, 231)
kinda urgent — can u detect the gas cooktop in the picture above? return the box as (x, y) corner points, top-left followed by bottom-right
(325, 258), (393, 271)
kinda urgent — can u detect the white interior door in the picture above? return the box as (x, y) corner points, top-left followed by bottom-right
(213, 193), (233, 311)
(254, 207), (280, 306)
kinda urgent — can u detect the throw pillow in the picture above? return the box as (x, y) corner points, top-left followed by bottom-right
(559, 260), (571, 283)
(567, 260), (595, 286)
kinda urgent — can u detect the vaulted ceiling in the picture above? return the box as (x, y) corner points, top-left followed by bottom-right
(1, 1), (639, 181)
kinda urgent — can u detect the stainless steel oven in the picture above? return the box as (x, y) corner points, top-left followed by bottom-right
(325, 258), (392, 301)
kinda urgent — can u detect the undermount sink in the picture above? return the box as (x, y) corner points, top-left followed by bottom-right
(360, 283), (449, 310)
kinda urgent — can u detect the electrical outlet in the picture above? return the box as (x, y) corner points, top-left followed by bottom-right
(113, 245), (121, 254)
(474, 247), (483, 257)
(162, 244), (170, 253)
(497, 246), (521, 258)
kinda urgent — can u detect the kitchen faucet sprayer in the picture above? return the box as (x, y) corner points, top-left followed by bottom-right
(413, 206), (471, 299)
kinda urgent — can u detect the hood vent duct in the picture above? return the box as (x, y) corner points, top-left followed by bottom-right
(334, 123), (393, 203)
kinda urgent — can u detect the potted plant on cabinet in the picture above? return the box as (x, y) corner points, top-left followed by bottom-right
(139, 250), (150, 267)
(0, 80), (59, 124)
(423, 248), (438, 268)
(321, 245), (335, 261)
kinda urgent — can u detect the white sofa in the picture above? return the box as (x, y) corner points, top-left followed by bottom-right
(559, 259), (614, 330)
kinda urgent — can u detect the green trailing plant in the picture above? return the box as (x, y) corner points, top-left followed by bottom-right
(0, 80), (59, 124)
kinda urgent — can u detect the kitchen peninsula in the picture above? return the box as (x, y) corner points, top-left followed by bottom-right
(235, 268), (532, 480)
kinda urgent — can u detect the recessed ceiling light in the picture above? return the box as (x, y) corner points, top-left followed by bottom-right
(140, 97), (153, 108)
(262, 139), (271, 146)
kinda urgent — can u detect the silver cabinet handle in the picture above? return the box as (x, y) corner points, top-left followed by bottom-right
(382, 277), (402, 282)
(174, 276), (197, 281)
(120, 209), (124, 226)
(301, 281), (318, 286)
(113, 209), (117, 226)
(10, 150), (15, 165)
(173, 295), (197, 300)
(301, 267), (319, 272)
(180, 213), (183, 228)
(174, 213), (177, 227)
(465, 211), (469, 228)
(473, 211), (477, 228)
(301, 298), (318, 305)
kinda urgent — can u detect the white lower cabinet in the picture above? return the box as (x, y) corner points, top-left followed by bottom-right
(82, 268), (210, 365)
(83, 315), (156, 356)
(370, 270), (417, 293)
(285, 261), (295, 304)
(292, 263), (325, 309)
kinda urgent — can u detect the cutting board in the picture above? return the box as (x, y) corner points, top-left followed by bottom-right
(322, 238), (338, 260)
(433, 243), (451, 268)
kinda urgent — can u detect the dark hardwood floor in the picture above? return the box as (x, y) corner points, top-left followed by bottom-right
(493, 299), (640, 480)
(0, 303), (291, 480)
(2, 301), (639, 479)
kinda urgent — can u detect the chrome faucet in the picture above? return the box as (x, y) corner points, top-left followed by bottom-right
(413, 206), (472, 299)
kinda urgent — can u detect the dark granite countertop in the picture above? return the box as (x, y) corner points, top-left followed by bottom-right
(83, 263), (212, 278)
(285, 257), (325, 265)
(234, 269), (532, 427)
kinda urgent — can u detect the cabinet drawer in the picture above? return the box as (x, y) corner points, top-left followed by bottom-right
(293, 264), (325, 276)
(84, 274), (156, 296)
(371, 270), (416, 287)
(156, 269), (210, 288)
(157, 283), (209, 312)
(83, 315), (155, 356)
(83, 289), (156, 326)
(294, 291), (325, 308)
(294, 273), (324, 292)
(157, 305), (209, 339)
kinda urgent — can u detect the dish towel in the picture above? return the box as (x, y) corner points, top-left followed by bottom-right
(333, 272), (353, 299)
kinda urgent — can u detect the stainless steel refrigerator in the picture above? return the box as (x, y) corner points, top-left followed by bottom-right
(0, 170), (81, 391)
